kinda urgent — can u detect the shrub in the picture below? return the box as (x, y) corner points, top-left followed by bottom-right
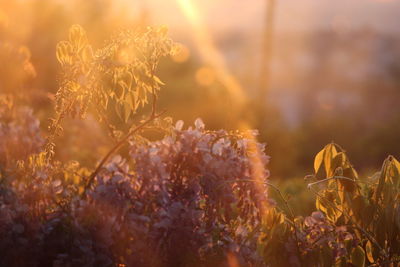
(0, 24), (399, 267)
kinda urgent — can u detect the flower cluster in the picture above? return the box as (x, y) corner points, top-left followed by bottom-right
(0, 110), (272, 266)
(0, 96), (44, 171)
(298, 211), (357, 264)
(74, 119), (271, 266)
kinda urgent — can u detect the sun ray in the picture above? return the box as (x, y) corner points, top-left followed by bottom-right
(176, 0), (247, 106)
(176, 0), (271, 215)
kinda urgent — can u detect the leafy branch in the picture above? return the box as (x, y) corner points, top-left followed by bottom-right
(81, 100), (165, 198)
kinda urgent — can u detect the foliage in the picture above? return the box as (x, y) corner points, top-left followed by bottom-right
(256, 143), (400, 267)
(0, 42), (36, 95)
(0, 109), (272, 266)
(0, 24), (399, 267)
(308, 143), (400, 266)
(0, 96), (44, 171)
(47, 24), (177, 160)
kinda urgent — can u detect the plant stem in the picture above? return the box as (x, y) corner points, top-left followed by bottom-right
(307, 176), (372, 188)
(81, 109), (165, 198)
(310, 187), (388, 259)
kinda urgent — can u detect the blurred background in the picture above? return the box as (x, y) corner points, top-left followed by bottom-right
(1, 0), (400, 213)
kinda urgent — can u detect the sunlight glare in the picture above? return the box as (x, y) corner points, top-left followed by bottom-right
(195, 66), (215, 86)
(239, 121), (270, 215)
(171, 43), (191, 63)
(176, 0), (246, 106)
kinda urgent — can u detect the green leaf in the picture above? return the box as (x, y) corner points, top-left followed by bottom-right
(351, 246), (365, 267)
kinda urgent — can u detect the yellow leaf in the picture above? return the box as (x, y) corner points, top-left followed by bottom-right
(56, 41), (73, 66)
(153, 75), (165, 86)
(69, 24), (88, 51)
(80, 45), (93, 63)
(316, 195), (327, 215)
(365, 241), (374, 263)
(324, 143), (337, 177)
(314, 147), (325, 174)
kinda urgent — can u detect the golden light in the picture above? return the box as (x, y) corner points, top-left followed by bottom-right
(171, 43), (191, 63)
(195, 66), (215, 86)
(176, 0), (247, 106)
(227, 252), (240, 267)
(239, 121), (270, 215)
(117, 46), (135, 65)
(0, 9), (8, 28)
(177, 0), (270, 213)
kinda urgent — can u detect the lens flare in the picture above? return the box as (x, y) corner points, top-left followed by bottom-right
(195, 66), (215, 86)
(171, 43), (191, 63)
(239, 121), (271, 215)
(177, 0), (270, 215)
(176, 0), (246, 106)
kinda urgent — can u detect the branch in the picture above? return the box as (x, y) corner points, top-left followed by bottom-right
(309, 187), (388, 259)
(307, 175), (373, 189)
(218, 178), (301, 256)
(81, 109), (165, 198)
(81, 63), (163, 198)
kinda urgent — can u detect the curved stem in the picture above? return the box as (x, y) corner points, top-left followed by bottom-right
(310, 187), (388, 259)
(307, 175), (372, 189)
(81, 109), (166, 198)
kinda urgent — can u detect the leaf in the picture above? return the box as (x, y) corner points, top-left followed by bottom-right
(175, 120), (184, 131)
(194, 118), (205, 130)
(351, 245), (365, 267)
(375, 157), (390, 201)
(331, 152), (346, 172)
(395, 203), (400, 232)
(153, 75), (165, 86)
(123, 100), (132, 122)
(365, 241), (374, 263)
(69, 24), (88, 51)
(316, 195), (328, 215)
(351, 195), (366, 222)
(314, 147), (325, 174)
(137, 85), (147, 106)
(81, 45), (93, 63)
(316, 190), (342, 223)
(314, 144), (338, 179)
(56, 41), (73, 66)
(324, 143), (337, 177)
(128, 92), (137, 111)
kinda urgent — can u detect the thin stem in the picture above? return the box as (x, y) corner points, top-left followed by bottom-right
(307, 176), (372, 189)
(81, 65), (163, 198)
(218, 178), (301, 257)
(264, 181), (301, 258)
(310, 187), (388, 259)
(45, 99), (76, 162)
(94, 103), (118, 142)
(81, 109), (165, 198)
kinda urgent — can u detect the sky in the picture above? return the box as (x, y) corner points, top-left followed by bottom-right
(122, 0), (400, 34)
